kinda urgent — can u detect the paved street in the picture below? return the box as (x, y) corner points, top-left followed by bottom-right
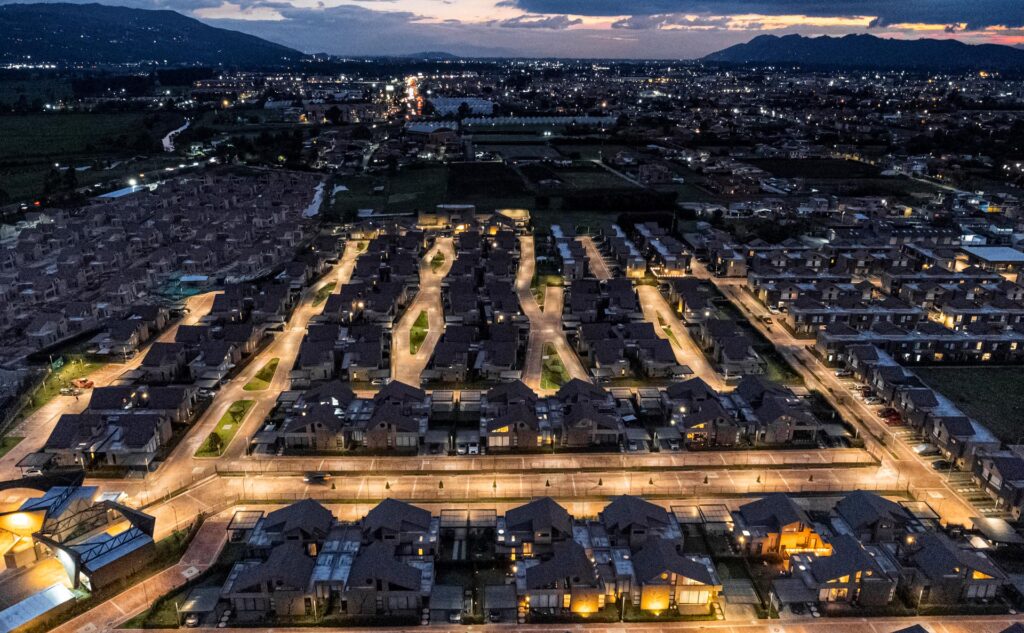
(580, 235), (613, 280)
(636, 283), (728, 390)
(392, 237), (455, 386)
(0, 291), (218, 478)
(50, 514), (228, 633)
(516, 235), (589, 391)
(194, 617), (1024, 633)
(689, 259), (981, 526)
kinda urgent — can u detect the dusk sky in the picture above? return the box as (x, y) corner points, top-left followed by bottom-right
(11, 0), (1024, 58)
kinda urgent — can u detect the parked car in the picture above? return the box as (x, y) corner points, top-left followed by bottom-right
(912, 443), (940, 457)
(184, 614), (200, 628)
(834, 369), (853, 378)
(932, 460), (953, 472)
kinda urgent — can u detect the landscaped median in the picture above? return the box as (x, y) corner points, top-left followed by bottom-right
(429, 251), (446, 271)
(195, 400), (254, 457)
(312, 281), (337, 306)
(409, 310), (429, 354)
(243, 358), (279, 391)
(541, 343), (570, 390)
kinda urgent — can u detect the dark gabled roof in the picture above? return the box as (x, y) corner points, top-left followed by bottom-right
(485, 380), (537, 406)
(910, 533), (1007, 582)
(505, 497), (572, 536)
(601, 495), (669, 533)
(362, 498), (431, 535)
(347, 541), (422, 591)
(563, 402), (620, 431)
(87, 386), (135, 410)
(810, 534), (882, 583)
(373, 380), (427, 406)
(487, 403), (539, 432)
(302, 380), (356, 407)
(367, 403), (419, 433)
(631, 537), (714, 585)
(835, 491), (911, 532)
(262, 499), (334, 539)
(555, 378), (609, 404)
(525, 540), (596, 590)
(44, 413), (107, 449)
(665, 377), (717, 402)
(237, 541), (315, 593)
(738, 494), (808, 531)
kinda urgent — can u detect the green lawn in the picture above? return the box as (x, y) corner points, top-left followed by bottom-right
(330, 165), (448, 220)
(410, 311), (429, 355)
(195, 400), (254, 457)
(430, 251), (446, 271)
(25, 358), (102, 414)
(915, 366), (1024, 444)
(541, 344), (571, 390)
(312, 282), (336, 306)
(243, 359), (279, 392)
(0, 436), (24, 458)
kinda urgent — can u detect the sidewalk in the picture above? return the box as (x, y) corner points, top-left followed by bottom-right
(50, 515), (228, 633)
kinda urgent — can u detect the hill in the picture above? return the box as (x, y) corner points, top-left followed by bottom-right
(0, 3), (303, 66)
(704, 33), (1024, 71)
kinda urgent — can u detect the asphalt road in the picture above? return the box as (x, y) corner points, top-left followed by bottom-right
(391, 237), (455, 386)
(689, 259), (982, 526)
(516, 235), (589, 391)
(636, 283), (728, 391)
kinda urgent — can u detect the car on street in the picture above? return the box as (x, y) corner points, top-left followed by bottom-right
(303, 471), (332, 484)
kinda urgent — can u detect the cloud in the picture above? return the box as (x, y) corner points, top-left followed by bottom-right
(498, 13), (581, 28)
(507, 0), (1024, 30)
(611, 13), (728, 30)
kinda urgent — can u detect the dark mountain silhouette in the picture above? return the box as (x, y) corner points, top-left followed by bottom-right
(0, 3), (303, 66)
(705, 33), (1024, 71)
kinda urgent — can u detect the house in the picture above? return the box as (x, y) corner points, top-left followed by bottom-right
(972, 451), (1024, 520)
(140, 343), (191, 384)
(734, 494), (830, 561)
(600, 495), (672, 548)
(339, 541), (427, 616)
(485, 403), (542, 452)
(834, 491), (914, 543)
(361, 498), (435, 556)
(781, 534), (896, 607)
(498, 497), (572, 559)
(629, 537), (722, 615)
(26, 313), (68, 349)
(902, 533), (1009, 604)
(521, 540), (603, 616)
(362, 405), (421, 452)
(247, 498), (334, 557)
(222, 541), (319, 621)
(561, 403), (621, 449)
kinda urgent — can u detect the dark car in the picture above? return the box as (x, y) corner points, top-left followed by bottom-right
(303, 471), (332, 484)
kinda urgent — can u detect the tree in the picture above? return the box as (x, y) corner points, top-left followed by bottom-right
(206, 432), (224, 454)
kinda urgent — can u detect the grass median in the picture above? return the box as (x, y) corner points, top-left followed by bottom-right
(195, 400), (254, 457)
(243, 358), (279, 391)
(430, 251), (446, 271)
(312, 281), (337, 306)
(541, 343), (570, 390)
(410, 310), (429, 354)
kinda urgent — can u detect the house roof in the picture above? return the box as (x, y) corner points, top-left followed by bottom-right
(347, 541), (422, 591)
(631, 537), (715, 585)
(835, 491), (910, 532)
(738, 494), (808, 531)
(362, 498), (431, 535)
(525, 540), (596, 589)
(262, 499), (334, 539)
(810, 534), (883, 583)
(504, 497), (572, 536)
(601, 495), (669, 533)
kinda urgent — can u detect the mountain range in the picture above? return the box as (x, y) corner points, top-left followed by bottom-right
(0, 3), (302, 66)
(704, 34), (1024, 71)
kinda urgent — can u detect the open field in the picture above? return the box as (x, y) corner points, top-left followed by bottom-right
(915, 366), (1024, 444)
(0, 111), (184, 200)
(748, 158), (881, 179)
(329, 165), (447, 219)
